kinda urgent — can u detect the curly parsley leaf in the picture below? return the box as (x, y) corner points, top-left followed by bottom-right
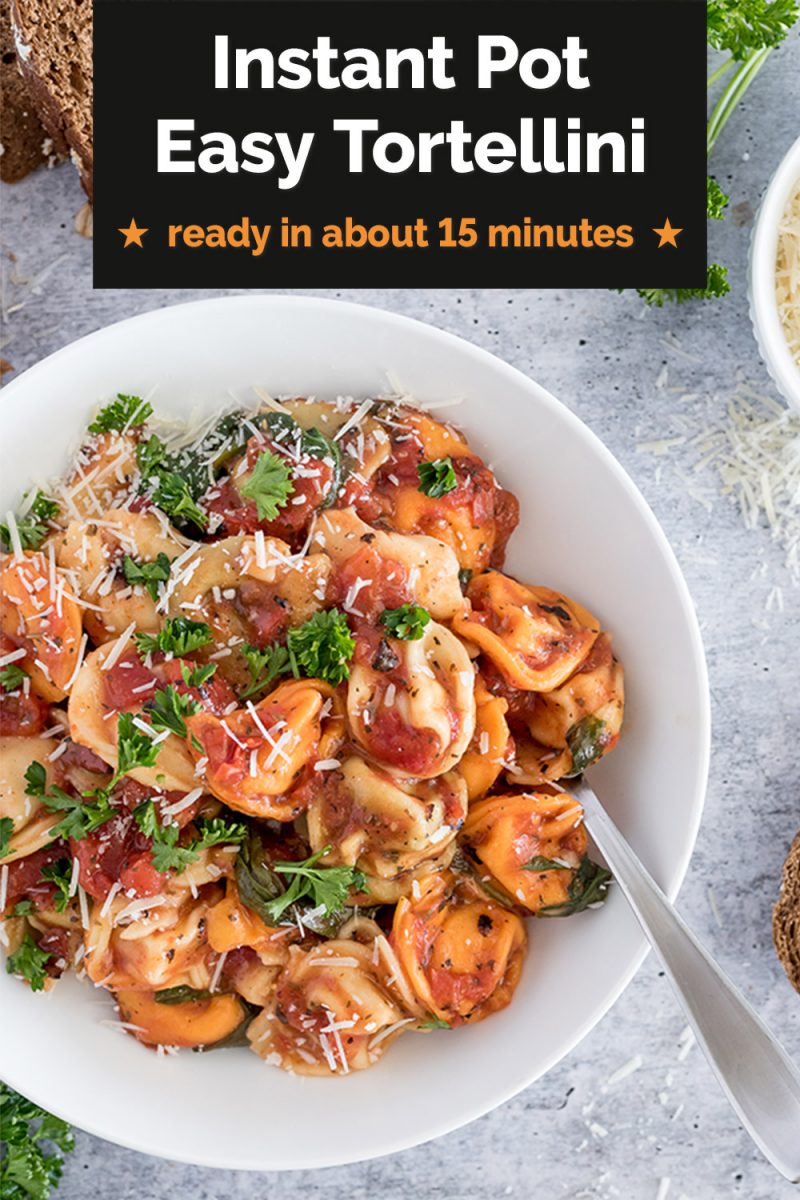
(0, 1082), (74, 1200)
(180, 661), (217, 688)
(145, 685), (201, 739)
(134, 803), (246, 874)
(707, 0), (799, 57)
(264, 845), (367, 924)
(0, 664), (28, 692)
(135, 616), (213, 658)
(89, 394), (152, 434)
(135, 433), (167, 479)
(151, 470), (208, 530)
(286, 609), (355, 686)
(0, 493), (61, 553)
(6, 932), (52, 992)
(632, 264), (731, 308)
(707, 176), (730, 220)
(417, 457), (458, 498)
(115, 711), (160, 777)
(122, 553), (172, 602)
(240, 451), (295, 521)
(240, 642), (293, 700)
(24, 761), (115, 842)
(40, 860), (73, 913)
(193, 817), (248, 851)
(0, 816), (14, 859)
(380, 604), (431, 641)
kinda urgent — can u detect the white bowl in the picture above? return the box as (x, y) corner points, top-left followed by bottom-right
(749, 134), (800, 412)
(0, 296), (710, 1170)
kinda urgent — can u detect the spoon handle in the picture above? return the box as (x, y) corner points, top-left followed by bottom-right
(570, 777), (800, 1183)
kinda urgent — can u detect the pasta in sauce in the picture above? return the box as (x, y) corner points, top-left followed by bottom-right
(0, 392), (623, 1073)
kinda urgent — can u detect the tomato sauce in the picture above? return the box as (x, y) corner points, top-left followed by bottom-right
(0, 690), (50, 736)
(1, 844), (70, 912)
(327, 545), (410, 620)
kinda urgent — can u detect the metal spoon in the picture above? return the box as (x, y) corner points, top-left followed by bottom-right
(570, 775), (800, 1183)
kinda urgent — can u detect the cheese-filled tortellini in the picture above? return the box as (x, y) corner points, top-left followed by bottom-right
(462, 790), (602, 915)
(306, 755), (467, 885)
(116, 989), (250, 1050)
(392, 871), (526, 1025)
(458, 677), (512, 801)
(0, 735), (62, 862)
(248, 937), (410, 1075)
(187, 678), (345, 820)
(61, 428), (140, 519)
(166, 534), (330, 691)
(311, 508), (464, 621)
(55, 508), (185, 643)
(453, 571), (600, 692)
(348, 620), (476, 779)
(0, 551), (83, 700)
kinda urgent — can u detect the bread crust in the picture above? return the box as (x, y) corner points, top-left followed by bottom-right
(0, 0), (65, 182)
(773, 830), (800, 995)
(10, 0), (93, 199)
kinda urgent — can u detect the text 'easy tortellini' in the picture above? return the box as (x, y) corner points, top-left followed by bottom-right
(462, 790), (589, 914)
(348, 621), (476, 778)
(453, 571), (599, 692)
(55, 508), (185, 643)
(392, 871), (526, 1026)
(311, 507), (464, 621)
(0, 551), (83, 700)
(306, 756), (467, 895)
(187, 678), (345, 820)
(248, 937), (410, 1075)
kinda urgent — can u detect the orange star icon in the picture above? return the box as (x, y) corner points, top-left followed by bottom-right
(118, 218), (149, 248)
(652, 218), (683, 248)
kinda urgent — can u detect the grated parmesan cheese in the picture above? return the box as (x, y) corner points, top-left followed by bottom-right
(776, 177), (800, 368)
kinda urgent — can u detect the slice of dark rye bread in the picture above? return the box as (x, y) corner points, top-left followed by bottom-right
(773, 830), (800, 995)
(0, 0), (65, 182)
(10, 0), (93, 199)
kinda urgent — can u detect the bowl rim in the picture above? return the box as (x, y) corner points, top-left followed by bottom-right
(0, 294), (711, 1169)
(749, 133), (800, 412)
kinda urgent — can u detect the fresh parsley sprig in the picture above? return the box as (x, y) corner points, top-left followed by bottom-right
(134, 801), (246, 874)
(0, 664), (28, 691)
(0, 493), (60, 553)
(6, 933), (52, 992)
(0, 1082), (74, 1200)
(135, 616), (213, 658)
(240, 643), (293, 700)
(151, 471), (208, 530)
(40, 860), (73, 913)
(240, 450), (295, 521)
(286, 609), (355, 686)
(122, 553), (172, 602)
(89, 393), (152, 434)
(380, 604), (431, 641)
(0, 816), (14, 860)
(180, 661), (218, 688)
(417, 458), (457, 498)
(264, 846), (367, 924)
(146, 685), (201, 739)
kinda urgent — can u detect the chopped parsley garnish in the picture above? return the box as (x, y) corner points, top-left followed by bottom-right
(180, 661), (217, 688)
(417, 457), (457, 498)
(419, 1017), (452, 1030)
(40, 860), (72, 913)
(240, 450), (295, 521)
(151, 470), (208, 530)
(0, 816), (14, 859)
(264, 845), (367, 924)
(135, 616), (213, 658)
(0, 664), (28, 692)
(706, 175), (730, 220)
(25, 714), (159, 842)
(135, 432), (167, 478)
(12, 900), (34, 917)
(145, 685), (201, 739)
(539, 856), (613, 917)
(88, 393), (152, 434)
(287, 608), (355, 686)
(0, 493), (60, 553)
(6, 932), (51, 992)
(240, 643), (293, 700)
(380, 603), (431, 641)
(707, 0), (799, 58)
(121, 552), (171, 601)
(0, 1081), (74, 1200)
(24, 762), (115, 842)
(134, 802), (246, 874)
(523, 855), (571, 872)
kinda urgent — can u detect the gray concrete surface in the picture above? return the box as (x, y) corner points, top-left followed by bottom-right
(1, 31), (799, 1200)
